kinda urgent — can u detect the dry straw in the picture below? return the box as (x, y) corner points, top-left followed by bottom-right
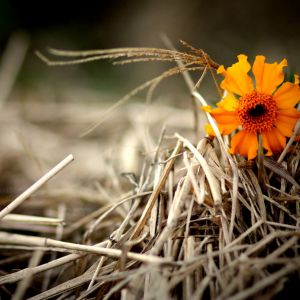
(0, 41), (300, 299)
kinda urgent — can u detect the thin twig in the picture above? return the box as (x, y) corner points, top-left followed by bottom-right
(0, 232), (177, 266)
(0, 154), (74, 220)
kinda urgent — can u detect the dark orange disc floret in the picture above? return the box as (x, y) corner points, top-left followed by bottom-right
(237, 91), (278, 133)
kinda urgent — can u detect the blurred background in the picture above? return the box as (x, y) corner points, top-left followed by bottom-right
(0, 0), (300, 200)
(1, 0), (300, 97)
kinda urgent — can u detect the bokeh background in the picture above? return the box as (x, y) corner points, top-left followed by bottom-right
(1, 0), (300, 97)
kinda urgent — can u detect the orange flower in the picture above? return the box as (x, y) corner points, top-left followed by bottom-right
(204, 55), (300, 160)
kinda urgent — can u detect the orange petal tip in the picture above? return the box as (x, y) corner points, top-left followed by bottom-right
(202, 105), (213, 112)
(204, 124), (216, 136)
(217, 65), (226, 75)
(280, 58), (288, 68)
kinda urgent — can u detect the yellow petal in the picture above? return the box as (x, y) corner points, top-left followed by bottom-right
(278, 108), (300, 118)
(219, 123), (239, 135)
(230, 130), (258, 160)
(203, 101), (240, 135)
(204, 104), (240, 135)
(204, 123), (236, 136)
(218, 54), (254, 96)
(210, 107), (237, 122)
(294, 74), (299, 85)
(217, 93), (239, 111)
(204, 123), (215, 136)
(253, 55), (287, 94)
(202, 105), (213, 112)
(262, 128), (286, 154)
(261, 134), (273, 156)
(275, 119), (296, 137)
(214, 114), (238, 125)
(217, 65), (226, 75)
(230, 130), (246, 154)
(275, 108), (300, 137)
(245, 132), (259, 160)
(273, 82), (300, 109)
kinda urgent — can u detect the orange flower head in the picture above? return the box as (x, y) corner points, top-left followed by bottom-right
(237, 91), (277, 133)
(205, 55), (300, 160)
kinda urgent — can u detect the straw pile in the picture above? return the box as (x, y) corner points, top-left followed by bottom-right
(0, 43), (300, 299)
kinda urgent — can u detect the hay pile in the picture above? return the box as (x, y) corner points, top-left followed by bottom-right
(0, 44), (300, 299)
(1, 99), (300, 299)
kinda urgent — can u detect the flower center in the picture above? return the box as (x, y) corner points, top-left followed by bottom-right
(248, 104), (266, 117)
(237, 91), (277, 133)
